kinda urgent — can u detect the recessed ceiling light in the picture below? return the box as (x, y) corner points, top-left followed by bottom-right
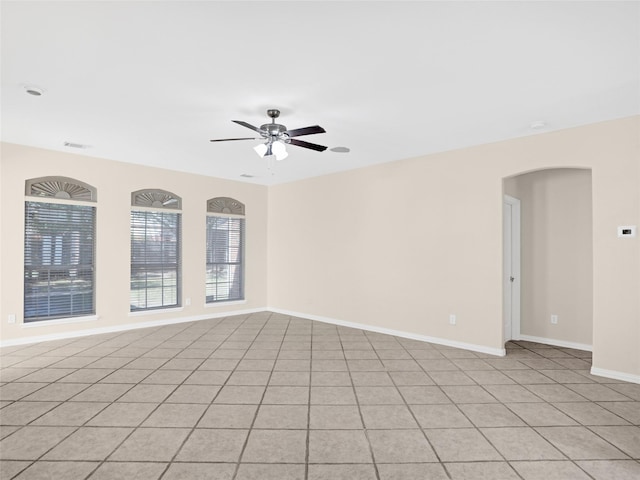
(530, 121), (547, 130)
(330, 146), (350, 153)
(24, 86), (44, 96)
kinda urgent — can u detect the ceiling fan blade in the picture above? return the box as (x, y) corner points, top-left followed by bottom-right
(285, 125), (326, 137)
(289, 138), (328, 152)
(232, 120), (262, 133)
(210, 137), (257, 142)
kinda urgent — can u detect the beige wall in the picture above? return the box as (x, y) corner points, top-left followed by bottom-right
(505, 169), (593, 346)
(1, 116), (639, 380)
(0, 143), (268, 343)
(268, 116), (640, 378)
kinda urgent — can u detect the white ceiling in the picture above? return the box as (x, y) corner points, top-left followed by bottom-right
(2, 1), (639, 186)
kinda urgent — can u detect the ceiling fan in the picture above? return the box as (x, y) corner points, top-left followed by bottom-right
(210, 109), (327, 160)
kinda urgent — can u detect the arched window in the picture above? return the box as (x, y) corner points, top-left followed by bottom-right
(131, 189), (181, 209)
(130, 189), (182, 312)
(207, 197), (245, 215)
(24, 177), (97, 322)
(26, 176), (97, 201)
(206, 197), (245, 303)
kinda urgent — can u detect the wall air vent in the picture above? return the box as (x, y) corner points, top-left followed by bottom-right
(63, 142), (88, 149)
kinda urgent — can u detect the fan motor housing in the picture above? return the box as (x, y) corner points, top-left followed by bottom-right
(261, 123), (287, 136)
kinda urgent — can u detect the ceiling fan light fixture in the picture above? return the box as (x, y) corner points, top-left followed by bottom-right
(212, 110), (327, 158)
(272, 141), (288, 161)
(254, 143), (268, 157)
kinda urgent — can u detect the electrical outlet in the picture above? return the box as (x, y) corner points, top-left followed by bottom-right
(551, 314), (558, 325)
(8, 314), (16, 324)
(449, 314), (456, 325)
(185, 297), (191, 306)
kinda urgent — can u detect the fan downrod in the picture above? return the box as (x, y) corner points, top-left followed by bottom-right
(262, 109), (286, 136)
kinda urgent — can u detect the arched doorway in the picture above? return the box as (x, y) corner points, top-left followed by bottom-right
(503, 168), (593, 351)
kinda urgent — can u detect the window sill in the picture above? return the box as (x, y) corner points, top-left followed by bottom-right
(129, 307), (184, 317)
(22, 315), (99, 328)
(204, 300), (247, 308)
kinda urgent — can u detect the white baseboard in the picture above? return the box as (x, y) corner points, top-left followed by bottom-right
(517, 334), (592, 352)
(590, 367), (640, 385)
(0, 307), (266, 348)
(268, 307), (506, 357)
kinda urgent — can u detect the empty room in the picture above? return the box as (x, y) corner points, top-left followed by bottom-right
(1, 1), (639, 479)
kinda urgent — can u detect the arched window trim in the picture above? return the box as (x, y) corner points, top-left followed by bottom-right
(207, 197), (245, 216)
(131, 189), (182, 210)
(26, 176), (97, 202)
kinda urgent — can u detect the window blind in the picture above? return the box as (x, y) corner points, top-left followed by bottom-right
(130, 210), (181, 311)
(24, 201), (96, 321)
(206, 216), (244, 302)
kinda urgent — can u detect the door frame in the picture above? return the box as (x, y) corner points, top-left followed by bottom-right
(503, 194), (521, 343)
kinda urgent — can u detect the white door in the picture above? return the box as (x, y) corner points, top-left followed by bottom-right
(503, 195), (521, 343)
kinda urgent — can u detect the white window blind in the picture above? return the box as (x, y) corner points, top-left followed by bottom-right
(130, 210), (181, 311)
(24, 201), (96, 321)
(206, 216), (244, 303)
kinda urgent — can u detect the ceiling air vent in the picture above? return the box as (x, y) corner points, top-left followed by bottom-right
(24, 85), (44, 96)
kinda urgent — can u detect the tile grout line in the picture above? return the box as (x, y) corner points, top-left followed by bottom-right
(0, 322), (189, 479)
(67, 315), (231, 478)
(1, 314), (639, 479)
(502, 344), (635, 477)
(229, 311), (291, 480)
(0, 323), (186, 479)
(155, 313), (264, 478)
(304, 318), (313, 480)
(464, 347), (599, 479)
(81, 316), (230, 479)
(374, 331), (455, 479)
(346, 329), (384, 480)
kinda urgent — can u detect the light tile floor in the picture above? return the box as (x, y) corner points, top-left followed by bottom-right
(1, 312), (639, 479)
